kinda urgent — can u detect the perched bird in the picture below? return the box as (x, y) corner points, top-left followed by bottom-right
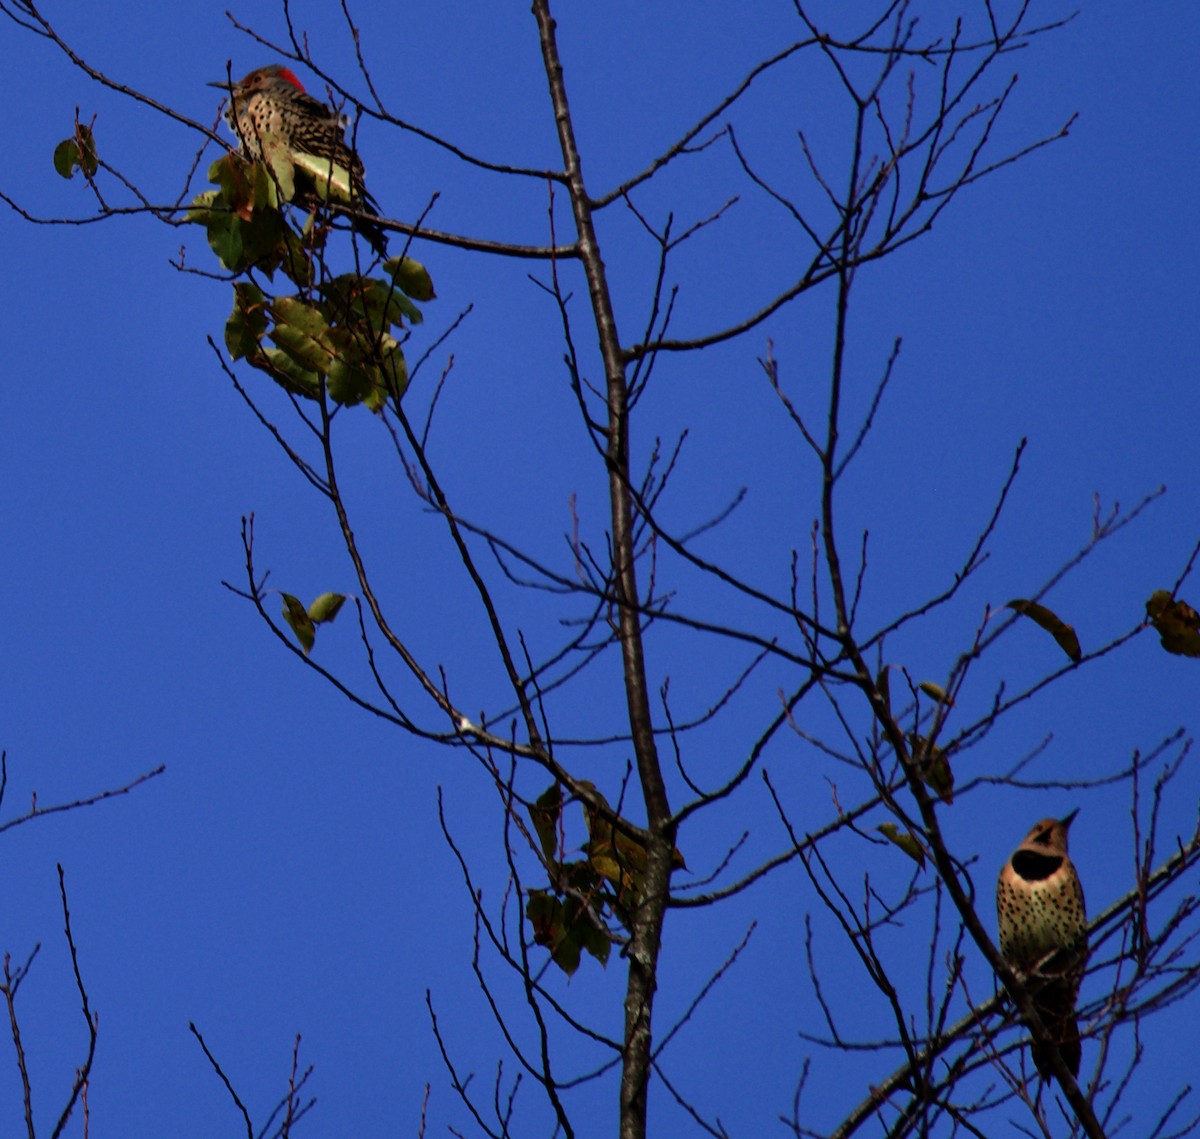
(209, 64), (388, 256)
(996, 811), (1087, 1078)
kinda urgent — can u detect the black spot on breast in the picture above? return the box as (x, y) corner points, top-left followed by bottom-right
(1011, 850), (1063, 881)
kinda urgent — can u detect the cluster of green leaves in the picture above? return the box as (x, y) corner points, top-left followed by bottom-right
(187, 151), (434, 412)
(526, 782), (686, 976)
(51, 125), (436, 654)
(52, 122), (435, 413)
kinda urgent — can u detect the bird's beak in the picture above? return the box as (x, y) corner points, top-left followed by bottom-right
(1060, 808), (1080, 830)
(207, 80), (231, 90)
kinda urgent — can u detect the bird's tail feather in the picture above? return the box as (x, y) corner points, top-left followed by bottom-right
(1031, 1013), (1080, 1079)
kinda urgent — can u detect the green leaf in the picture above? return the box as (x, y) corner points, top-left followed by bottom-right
(268, 297), (333, 375)
(276, 229), (316, 287)
(578, 910), (611, 966)
(560, 861), (612, 966)
(252, 347), (321, 398)
(291, 152), (354, 203)
(267, 297), (333, 375)
(366, 280), (424, 327)
(1145, 590), (1200, 657)
(206, 153), (235, 187)
(877, 823), (926, 869)
(271, 323), (332, 374)
(308, 593), (346, 624)
(908, 733), (954, 805)
(191, 155), (293, 272)
(378, 341), (409, 403)
(249, 159), (281, 212)
(281, 593), (315, 654)
(526, 888), (555, 935)
(52, 124), (98, 180)
(564, 889), (611, 968)
(52, 139), (76, 179)
(270, 297), (329, 339)
(225, 282), (268, 359)
(185, 188), (220, 224)
(207, 215), (244, 274)
(325, 354), (375, 408)
(385, 256), (436, 301)
(1007, 599), (1082, 662)
(529, 783), (563, 862)
(236, 208), (289, 269)
(207, 152), (259, 214)
(526, 866), (613, 976)
(258, 133), (296, 203)
(527, 890), (590, 976)
(326, 276), (422, 332)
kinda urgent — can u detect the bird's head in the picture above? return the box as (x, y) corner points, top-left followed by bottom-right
(208, 64), (307, 98)
(1022, 810), (1078, 853)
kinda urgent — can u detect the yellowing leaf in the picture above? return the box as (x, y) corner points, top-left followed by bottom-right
(292, 152), (354, 203)
(1146, 591), (1200, 657)
(258, 133), (296, 202)
(1007, 599), (1082, 662)
(588, 843), (635, 897)
(909, 733), (955, 805)
(878, 823), (926, 869)
(225, 282), (268, 359)
(281, 592), (315, 654)
(529, 782), (563, 862)
(580, 783), (686, 906)
(525, 889), (582, 975)
(308, 592), (346, 624)
(386, 256), (437, 301)
(918, 681), (953, 707)
(255, 347), (321, 398)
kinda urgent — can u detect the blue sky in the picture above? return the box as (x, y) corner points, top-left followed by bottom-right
(2, 3), (1199, 1135)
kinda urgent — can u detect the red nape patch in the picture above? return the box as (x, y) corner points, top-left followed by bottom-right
(277, 67), (306, 92)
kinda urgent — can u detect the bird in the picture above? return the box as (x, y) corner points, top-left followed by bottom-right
(996, 811), (1088, 1079)
(208, 64), (388, 257)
